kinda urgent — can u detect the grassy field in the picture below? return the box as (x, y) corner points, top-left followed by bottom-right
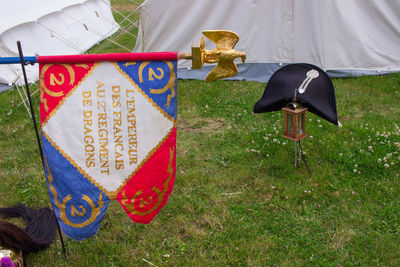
(1, 1), (400, 266)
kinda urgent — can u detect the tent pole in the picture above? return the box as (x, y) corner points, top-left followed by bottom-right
(16, 41), (66, 256)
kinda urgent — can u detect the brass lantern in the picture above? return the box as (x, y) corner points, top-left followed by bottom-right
(282, 103), (307, 141)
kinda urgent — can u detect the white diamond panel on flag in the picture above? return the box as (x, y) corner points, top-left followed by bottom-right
(42, 62), (174, 193)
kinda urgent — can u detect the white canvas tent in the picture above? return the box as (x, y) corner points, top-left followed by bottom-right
(133, 0), (400, 82)
(0, 0), (120, 89)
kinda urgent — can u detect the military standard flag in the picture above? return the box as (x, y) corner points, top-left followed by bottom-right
(38, 53), (177, 240)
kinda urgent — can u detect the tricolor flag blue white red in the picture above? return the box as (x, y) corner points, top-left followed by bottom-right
(38, 53), (177, 240)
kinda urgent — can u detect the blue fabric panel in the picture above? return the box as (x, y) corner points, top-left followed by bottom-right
(42, 134), (110, 241)
(117, 61), (177, 120)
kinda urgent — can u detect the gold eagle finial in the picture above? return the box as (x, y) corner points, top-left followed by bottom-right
(179, 30), (246, 82)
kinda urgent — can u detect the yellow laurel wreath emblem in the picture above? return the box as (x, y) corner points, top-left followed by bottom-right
(121, 146), (174, 216)
(39, 64), (89, 112)
(137, 61), (176, 108)
(44, 157), (104, 228)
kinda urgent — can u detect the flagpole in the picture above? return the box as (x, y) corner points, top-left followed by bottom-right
(0, 56), (37, 65)
(16, 41), (66, 256)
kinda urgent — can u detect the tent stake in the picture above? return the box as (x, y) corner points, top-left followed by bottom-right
(17, 41), (66, 256)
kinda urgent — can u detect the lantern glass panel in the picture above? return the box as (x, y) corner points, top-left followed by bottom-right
(298, 113), (303, 134)
(287, 113), (293, 135)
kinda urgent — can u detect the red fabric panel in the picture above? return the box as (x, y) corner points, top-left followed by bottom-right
(116, 128), (176, 224)
(39, 63), (95, 124)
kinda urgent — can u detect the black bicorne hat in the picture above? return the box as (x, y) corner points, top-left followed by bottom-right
(253, 63), (338, 125)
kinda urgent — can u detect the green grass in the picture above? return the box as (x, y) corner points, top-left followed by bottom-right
(1, 2), (400, 266)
